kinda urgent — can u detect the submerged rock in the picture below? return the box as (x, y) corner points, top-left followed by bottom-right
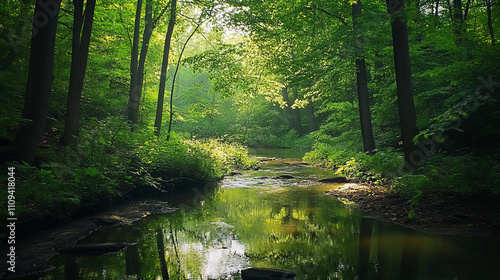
(318, 177), (348, 183)
(241, 268), (296, 280)
(273, 175), (295, 179)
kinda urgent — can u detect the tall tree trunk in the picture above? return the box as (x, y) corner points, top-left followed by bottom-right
(127, 0), (143, 125)
(154, 0), (177, 136)
(12, 0), (61, 163)
(386, 0), (419, 168)
(307, 101), (317, 132)
(486, 0), (495, 46)
(452, 0), (465, 45)
(353, 0), (376, 153)
(128, 0), (168, 125)
(166, 23), (201, 141)
(281, 86), (295, 130)
(127, 0), (155, 125)
(434, 0), (440, 18)
(292, 88), (303, 136)
(445, 0), (454, 21)
(61, 0), (96, 145)
(464, 0), (472, 20)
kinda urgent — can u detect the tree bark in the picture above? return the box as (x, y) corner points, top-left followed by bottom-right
(452, 0), (465, 45)
(353, 0), (376, 153)
(127, 0), (148, 125)
(307, 101), (317, 132)
(12, 0), (61, 163)
(434, 0), (440, 18)
(281, 86), (295, 130)
(154, 0), (177, 136)
(61, 0), (96, 145)
(386, 0), (419, 168)
(292, 88), (303, 136)
(464, 0), (472, 20)
(486, 0), (495, 46)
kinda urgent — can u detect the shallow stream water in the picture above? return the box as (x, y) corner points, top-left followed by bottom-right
(28, 149), (500, 279)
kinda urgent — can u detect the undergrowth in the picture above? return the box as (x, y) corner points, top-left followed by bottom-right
(305, 132), (500, 198)
(0, 116), (258, 221)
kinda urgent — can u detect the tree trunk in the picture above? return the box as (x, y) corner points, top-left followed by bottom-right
(127, 0), (149, 125)
(166, 23), (201, 141)
(434, 0), (440, 18)
(154, 0), (177, 136)
(12, 0), (61, 163)
(281, 86), (295, 130)
(452, 0), (465, 45)
(486, 0), (495, 46)
(386, 0), (419, 168)
(353, 0), (376, 153)
(61, 0), (96, 145)
(307, 101), (317, 132)
(292, 88), (303, 136)
(464, 0), (472, 20)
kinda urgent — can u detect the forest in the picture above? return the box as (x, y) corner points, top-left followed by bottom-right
(0, 0), (499, 232)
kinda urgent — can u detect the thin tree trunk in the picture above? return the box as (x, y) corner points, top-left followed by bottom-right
(464, 0), (472, 20)
(486, 0), (495, 45)
(435, 0), (440, 18)
(154, 0), (177, 136)
(127, 0), (143, 125)
(353, 0), (376, 153)
(386, 0), (418, 168)
(292, 88), (303, 136)
(166, 23), (201, 141)
(307, 101), (317, 132)
(281, 86), (295, 130)
(452, 0), (465, 45)
(445, 0), (454, 21)
(13, 0), (61, 163)
(61, 0), (96, 145)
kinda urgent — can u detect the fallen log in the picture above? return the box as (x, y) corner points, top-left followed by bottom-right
(61, 242), (136, 256)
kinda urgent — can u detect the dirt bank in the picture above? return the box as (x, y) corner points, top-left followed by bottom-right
(327, 183), (500, 237)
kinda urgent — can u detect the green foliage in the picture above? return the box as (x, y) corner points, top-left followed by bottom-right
(334, 149), (404, 186)
(304, 130), (363, 169)
(0, 114), (258, 219)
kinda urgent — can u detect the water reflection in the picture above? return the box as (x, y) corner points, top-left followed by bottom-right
(30, 159), (500, 280)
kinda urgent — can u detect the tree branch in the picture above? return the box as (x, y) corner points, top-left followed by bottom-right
(309, 4), (348, 26)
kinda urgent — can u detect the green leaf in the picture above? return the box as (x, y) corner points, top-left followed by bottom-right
(408, 209), (415, 220)
(85, 167), (99, 176)
(435, 134), (445, 143)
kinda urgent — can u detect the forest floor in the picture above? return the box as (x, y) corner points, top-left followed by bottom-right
(327, 183), (500, 237)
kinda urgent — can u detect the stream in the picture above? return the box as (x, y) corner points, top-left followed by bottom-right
(24, 149), (500, 279)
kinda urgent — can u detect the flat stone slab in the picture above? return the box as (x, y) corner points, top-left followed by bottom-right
(241, 268), (296, 280)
